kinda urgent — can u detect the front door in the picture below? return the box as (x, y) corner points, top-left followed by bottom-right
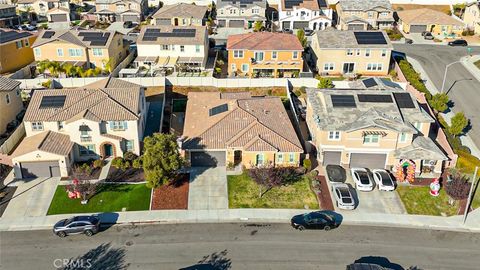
(343, 63), (355, 74)
(104, 144), (113, 157)
(174, 18), (179, 26)
(234, 150), (242, 165)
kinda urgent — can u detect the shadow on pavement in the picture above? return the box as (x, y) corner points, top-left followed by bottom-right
(354, 256), (404, 270)
(97, 212), (119, 232)
(62, 242), (129, 270)
(180, 249), (232, 270)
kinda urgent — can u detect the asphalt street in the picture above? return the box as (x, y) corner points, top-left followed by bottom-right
(393, 44), (480, 149)
(1, 223), (479, 270)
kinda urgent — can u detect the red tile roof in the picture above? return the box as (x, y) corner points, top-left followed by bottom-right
(227, 32), (303, 51)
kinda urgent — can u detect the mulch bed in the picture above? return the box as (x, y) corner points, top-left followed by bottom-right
(64, 167), (102, 181)
(410, 178), (436, 186)
(315, 175), (334, 211)
(107, 167), (145, 183)
(0, 186), (17, 217)
(151, 174), (189, 210)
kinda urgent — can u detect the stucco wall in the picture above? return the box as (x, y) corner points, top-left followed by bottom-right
(0, 87), (23, 134)
(0, 35), (36, 74)
(12, 150), (71, 178)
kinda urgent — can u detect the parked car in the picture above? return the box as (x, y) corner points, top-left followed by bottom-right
(372, 169), (395, 191)
(404, 38), (413, 44)
(423, 32), (434, 40)
(331, 183), (355, 210)
(350, 168), (374, 191)
(448, 39), (468, 46)
(304, 28), (314, 36)
(291, 211), (339, 231)
(25, 24), (36, 31)
(123, 21), (133, 28)
(326, 164), (346, 183)
(53, 215), (100, 237)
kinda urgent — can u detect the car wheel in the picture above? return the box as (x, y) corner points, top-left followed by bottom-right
(324, 226), (331, 231)
(57, 231), (67, 238)
(84, 230), (94, 237)
(297, 225), (305, 231)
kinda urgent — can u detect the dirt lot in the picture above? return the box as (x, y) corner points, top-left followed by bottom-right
(171, 86), (287, 97)
(392, 4), (451, 14)
(151, 174), (189, 210)
(145, 86), (165, 100)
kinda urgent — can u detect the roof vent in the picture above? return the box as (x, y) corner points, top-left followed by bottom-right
(263, 109), (270, 114)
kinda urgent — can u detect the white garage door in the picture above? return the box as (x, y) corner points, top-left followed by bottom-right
(20, 161), (61, 178)
(349, 153), (387, 169)
(293, 21), (309, 29)
(50, 14), (68, 22)
(347, 24), (365, 31)
(410, 24), (427, 33)
(323, 151), (342, 166)
(229, 20), (244, 28)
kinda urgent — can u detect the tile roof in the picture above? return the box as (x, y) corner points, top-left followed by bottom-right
(338, 0), (392, 11)
(227, 32), (303, 51)
(32, 29), (118, 48)
(314, 28), (393, 49)
(397, 8), (464, 26)
(0, 28), (34, 45)
(24, 78), (142, 122)
(217, 0), (266, 9)
(0, 77), (21, 92)
(12, 131), (73, 158)
(394, 136), (448, 161)
(137, 25), (207, 46)
(152, 3), (208, 20)
(281, 0), (327, 11)
(182, 92), (303, 153)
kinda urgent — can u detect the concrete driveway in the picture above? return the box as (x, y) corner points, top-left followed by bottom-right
(188, 167), (228, 210)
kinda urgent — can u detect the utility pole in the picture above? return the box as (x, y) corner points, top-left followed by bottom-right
(463, 166), (478, 224)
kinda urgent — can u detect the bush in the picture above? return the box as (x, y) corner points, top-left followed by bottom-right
(123, 151), (138, 162)
(317, 77), (334, 88)
(303, 159), (312, 171)
(111, 157), (124, 169)
(299, 86), (306, 94)
(122, 161), (131, 171)
(132, 158), (142, 169)
(445, 174), (471, 200)
(398, 60), (431, 100)
(93, 159), (104, 169)
(389, 70), (397, 79)
(80, 163), (92, 175)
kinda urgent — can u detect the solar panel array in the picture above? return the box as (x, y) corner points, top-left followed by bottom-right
(42, 31), (55, 39)
(39, 96), (67, 108)
(142, 28), (196, 41)
(284, 0), (304, 9)
(331, 95), (356, 108)
(78, 32), (111, 46)
(0, 29), (32, 44)
(209, 104), (228, 116)
(362, 78), (377, 88)
(354, 32), (387, 45)
(393, 93), (415, 108)
(358, 94), (393, 103)
(228, 0), (263, 4)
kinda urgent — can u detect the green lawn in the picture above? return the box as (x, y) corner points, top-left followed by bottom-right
(227, 173), (318, 209)
(396, 186), (458, 216)
(47, 184), (151, 215)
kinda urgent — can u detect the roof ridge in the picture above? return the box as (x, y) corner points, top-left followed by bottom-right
(99, 88), (140, 119)
(226, 120), (257, 145)
(37, 130), (51, 150)
(244, 135), (278, 152)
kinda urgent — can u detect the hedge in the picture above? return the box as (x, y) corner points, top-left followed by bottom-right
(398, 60), (432, 100)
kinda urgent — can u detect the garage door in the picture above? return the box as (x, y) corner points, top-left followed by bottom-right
(229, 20), (244, 28)
(50, 14), (68, 22)
(349, 153), (387, 169)
(323, 151), (342, 166)
(293, 21), (309, 29)
(123, 15), (139, 23)
(191, 151), (226, 167)
(282, 21), (291, 29)
(20, 161), (60, 178)
(347, 24), (365, 30)
(217, 20), (226, 27)
(409, 24), (427, 33)
(156, 18), (170, 25)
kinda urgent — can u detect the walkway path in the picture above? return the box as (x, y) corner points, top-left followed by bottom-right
(188, 167), (228, 210)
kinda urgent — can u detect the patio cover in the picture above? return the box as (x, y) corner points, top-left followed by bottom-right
(157, 56), (178, 67)
(134, 56), (159, 63)
(177, 57), (204, 64)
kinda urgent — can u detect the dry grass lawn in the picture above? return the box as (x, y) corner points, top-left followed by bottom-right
(392, 4), (451, 14)
(171, 86), (286, 97)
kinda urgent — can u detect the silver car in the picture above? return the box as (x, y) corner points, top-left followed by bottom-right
(331, 183), (355, 210)
(53, 216), (100, 237)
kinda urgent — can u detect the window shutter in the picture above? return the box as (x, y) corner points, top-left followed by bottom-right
(124, 121), (128, 129)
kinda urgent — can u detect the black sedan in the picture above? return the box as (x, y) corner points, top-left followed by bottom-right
(448, 39), (468, 46)
(291, 211), (339, 231)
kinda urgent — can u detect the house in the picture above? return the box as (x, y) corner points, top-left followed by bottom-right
(0, 77), (23, 134)
(17, 0), (70, 21)
(278, 0), (333, 31)
(152, 3), (208, 26)
(464, 2), (480, 33)
(11, 77), (147, 179)
(31, 29), (128, 70)
(0, 29), (37, 74)
(226, 32), (304, 78)
(397, 8), (464, 36)
(216, 0), (267, 28)
(46, 6), (70, 23)
(336, 0), (394, 30)
(95, 0), (148, 23)
(310, 29), (392, 76)
(135, 25), (208, 73)
(306, 80), (451, 177)
(0, 4), (20, 27)
(182, 92), (303, 168)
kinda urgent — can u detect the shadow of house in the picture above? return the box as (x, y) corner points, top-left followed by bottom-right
(181, 249), (232, 270)
(62, 243), (129, 270)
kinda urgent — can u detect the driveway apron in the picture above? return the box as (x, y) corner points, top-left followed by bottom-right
(188, 167), (228, 210)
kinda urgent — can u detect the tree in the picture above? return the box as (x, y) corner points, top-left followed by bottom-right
(317, 77), (334, 88)
(248, 162), (303, 198)
(449, 112), (469, 137)
(296, 29), (307, 48)
(62, 63), (76, 77)
(253, 21), (263, 32)
(37, 60), (50, 74)
(142, 133), (184, 188)
(429, 93), (449, 114)
(65, 178), (98, 203)
(102, 58), (113, 73)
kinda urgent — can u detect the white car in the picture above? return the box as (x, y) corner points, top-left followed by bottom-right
(331, 183), (355, 210)
(372, 169), (395, 191)
(350, 168), (374, 191)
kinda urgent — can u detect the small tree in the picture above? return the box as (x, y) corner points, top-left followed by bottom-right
(449, 112), (469, 137)
(253, 21), (263, 32)
(429, 93), (449, 114)
(317, 77), (334, 88)
(248, 162), (302, 198)
(296, 29), (307, 48)
(65, 179), (98, 203)
(142, 133), (184, 188)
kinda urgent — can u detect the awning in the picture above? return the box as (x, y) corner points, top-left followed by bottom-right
(177, 57), (204, 64)
(362, 131), (387, 137)
(157, 56), (178, 67)
(134, 56), (159, 63)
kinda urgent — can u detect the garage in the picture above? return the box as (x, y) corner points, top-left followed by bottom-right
(293, 21), (309, 29)
(217, 20), (226, 27)
(191, 151), (226, 167)
(409, 24), (428, 33)
(349, 153), (387, 169)
(282, 21), (291, 29)
(347, 24), (365, 30)
(323, 151), (342, 166)
(20, 161), (61, 178)
(50, 14), (68, 22)
(228, 20), (244, 28)
(122, 15), (139, 23)
(155, 18), (170, 25)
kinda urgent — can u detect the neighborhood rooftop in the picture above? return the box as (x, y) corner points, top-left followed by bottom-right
(152, 3), (208, 19)
(216, 0), (266, 9)
(397, 8), (464, 26)
(0, 28), (33, 45)
(0, 77), (21, 91)
(282, 0), (327, 10)
(138, 25), (206, 45)
(227, 32), (304, 51)
(338, 0), (392, 11)
(314, 28), (393, 49)
(11, 131), (74, 158)
(32, 29), (118, 48)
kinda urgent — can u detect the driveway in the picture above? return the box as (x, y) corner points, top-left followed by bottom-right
(188, 167), (228, 210)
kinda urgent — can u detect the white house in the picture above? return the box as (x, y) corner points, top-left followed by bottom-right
(278, 0), (333, 30)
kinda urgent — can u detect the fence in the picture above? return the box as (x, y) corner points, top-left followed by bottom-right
(6, 66), (32, 80)
(0, 122), (25, 155)
(111, 49), (137, 77)
(389, 0), (466, 4)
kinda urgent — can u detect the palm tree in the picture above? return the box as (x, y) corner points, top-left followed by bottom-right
(37, 60), (51, 75)
(102, 58), (113, 73)
(62, 63), (76, 77)
(48, 61), (62, 77)
(76, 66), (87, 78)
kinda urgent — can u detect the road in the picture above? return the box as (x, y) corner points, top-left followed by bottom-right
(393, 44), (480, 149)
(1, 223), (479, 270)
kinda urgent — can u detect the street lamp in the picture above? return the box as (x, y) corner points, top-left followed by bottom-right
(440, 61), (461, 93)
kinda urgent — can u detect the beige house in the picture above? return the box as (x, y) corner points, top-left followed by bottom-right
(216, 0), (267, 28)
(182, 92), (303, 168)
(462, 2), (480, 34)
(397, 8), (465, 36)
(95, 0), (148, 23)
(11, 78), (147, 179)
(152, 3), (208, 26)
(46, 6), (70, 22)
(0, 77), (23, 134)
(310, 29), (392, 76)
(306, 78), (451, 177)
(336, 0), (394, 30)
(31, 29), (128, 70)
(17, 0), (70, 21)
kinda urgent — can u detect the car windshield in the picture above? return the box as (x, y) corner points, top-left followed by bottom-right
(342, 197), (353, 204)
(356, 171), (370, 184)
(378, 172), (393, 186)
(338, 187), (350, 198)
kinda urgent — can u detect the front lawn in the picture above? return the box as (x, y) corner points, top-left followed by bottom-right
(47, 184), (151, 215)
(396, 186), (458, 216)
(227, 173), (318, 209)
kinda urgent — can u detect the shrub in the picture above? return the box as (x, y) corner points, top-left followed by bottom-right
(317, 77), (334, 88)
(121, 161), (131, 171)
(111, 157), (124, 169)
(294, 89), (302, 97)
(303, 159), (312, 171)
(389, 70), (397, 79)
(123, 151), (138, 162)
(227, 161), (235, 170)
(80, 163), (92, 175)
(445, 174), (471, 200)
(398, 60), (431, 100)
(93, 159), (104, 169)
(132, 158), (142, 169)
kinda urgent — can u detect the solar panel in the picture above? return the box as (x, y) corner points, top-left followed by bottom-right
(0, 30), (32, 44)
(209, 104), (228, 116)
(331, 95), (356, 108)
(358, 94), (393, 103)
(354, 32), (387, 45)
(142, 36), (158, 41)
(362, 78), (377, 88)
(284, 0), (304, 9)
(42, 31), (55, 39)
(393, 93), (415, 108)
(39, 95), (66, 108)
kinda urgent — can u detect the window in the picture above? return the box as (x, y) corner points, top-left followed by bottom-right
(346, 49), (353, 56)
(292, 51), (298, 59)
(79, 145), (95, 156)
(195, 45), (200, 53)
(5, 94), (10, 104)
(110, 121), (127, 131)
(16, 89), (20, 96)
(363, 134), (379, 144)
(355, 49), (361, 56)
(241, 63), (249, 73)
(231, 63), (236, 71)
(277, 153), (284, 163)
(256, 153), (264, 165)
(32, 122), (43, 131)
(92, 48), (103, 56)
(365, 49), (371, 57)
(161, 45), (169, 50)
(57, 48), (63, 57)
(323, 63), (334, 71)
(24, 39), (29, 47)
(381, 49), (387, 57)
(254, 51), (264, 62)
(399, 132), (407, 143)
(117, 39), (121, 46)
(272, 51), (277, 59)
(233, 50), (243, 58)
(288, 153), (295, 163)
(68, 48), (83, 57)
(180, 45), (185, 52)
(287, 11), (291, 16)
(126, 140), (134, 152)
(16, 41), (22, 49)
(414, 122), (422, 132)
(367, 63), (383, 71)
(328, 131), (340, 141)
(57, 121), (64, 130)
